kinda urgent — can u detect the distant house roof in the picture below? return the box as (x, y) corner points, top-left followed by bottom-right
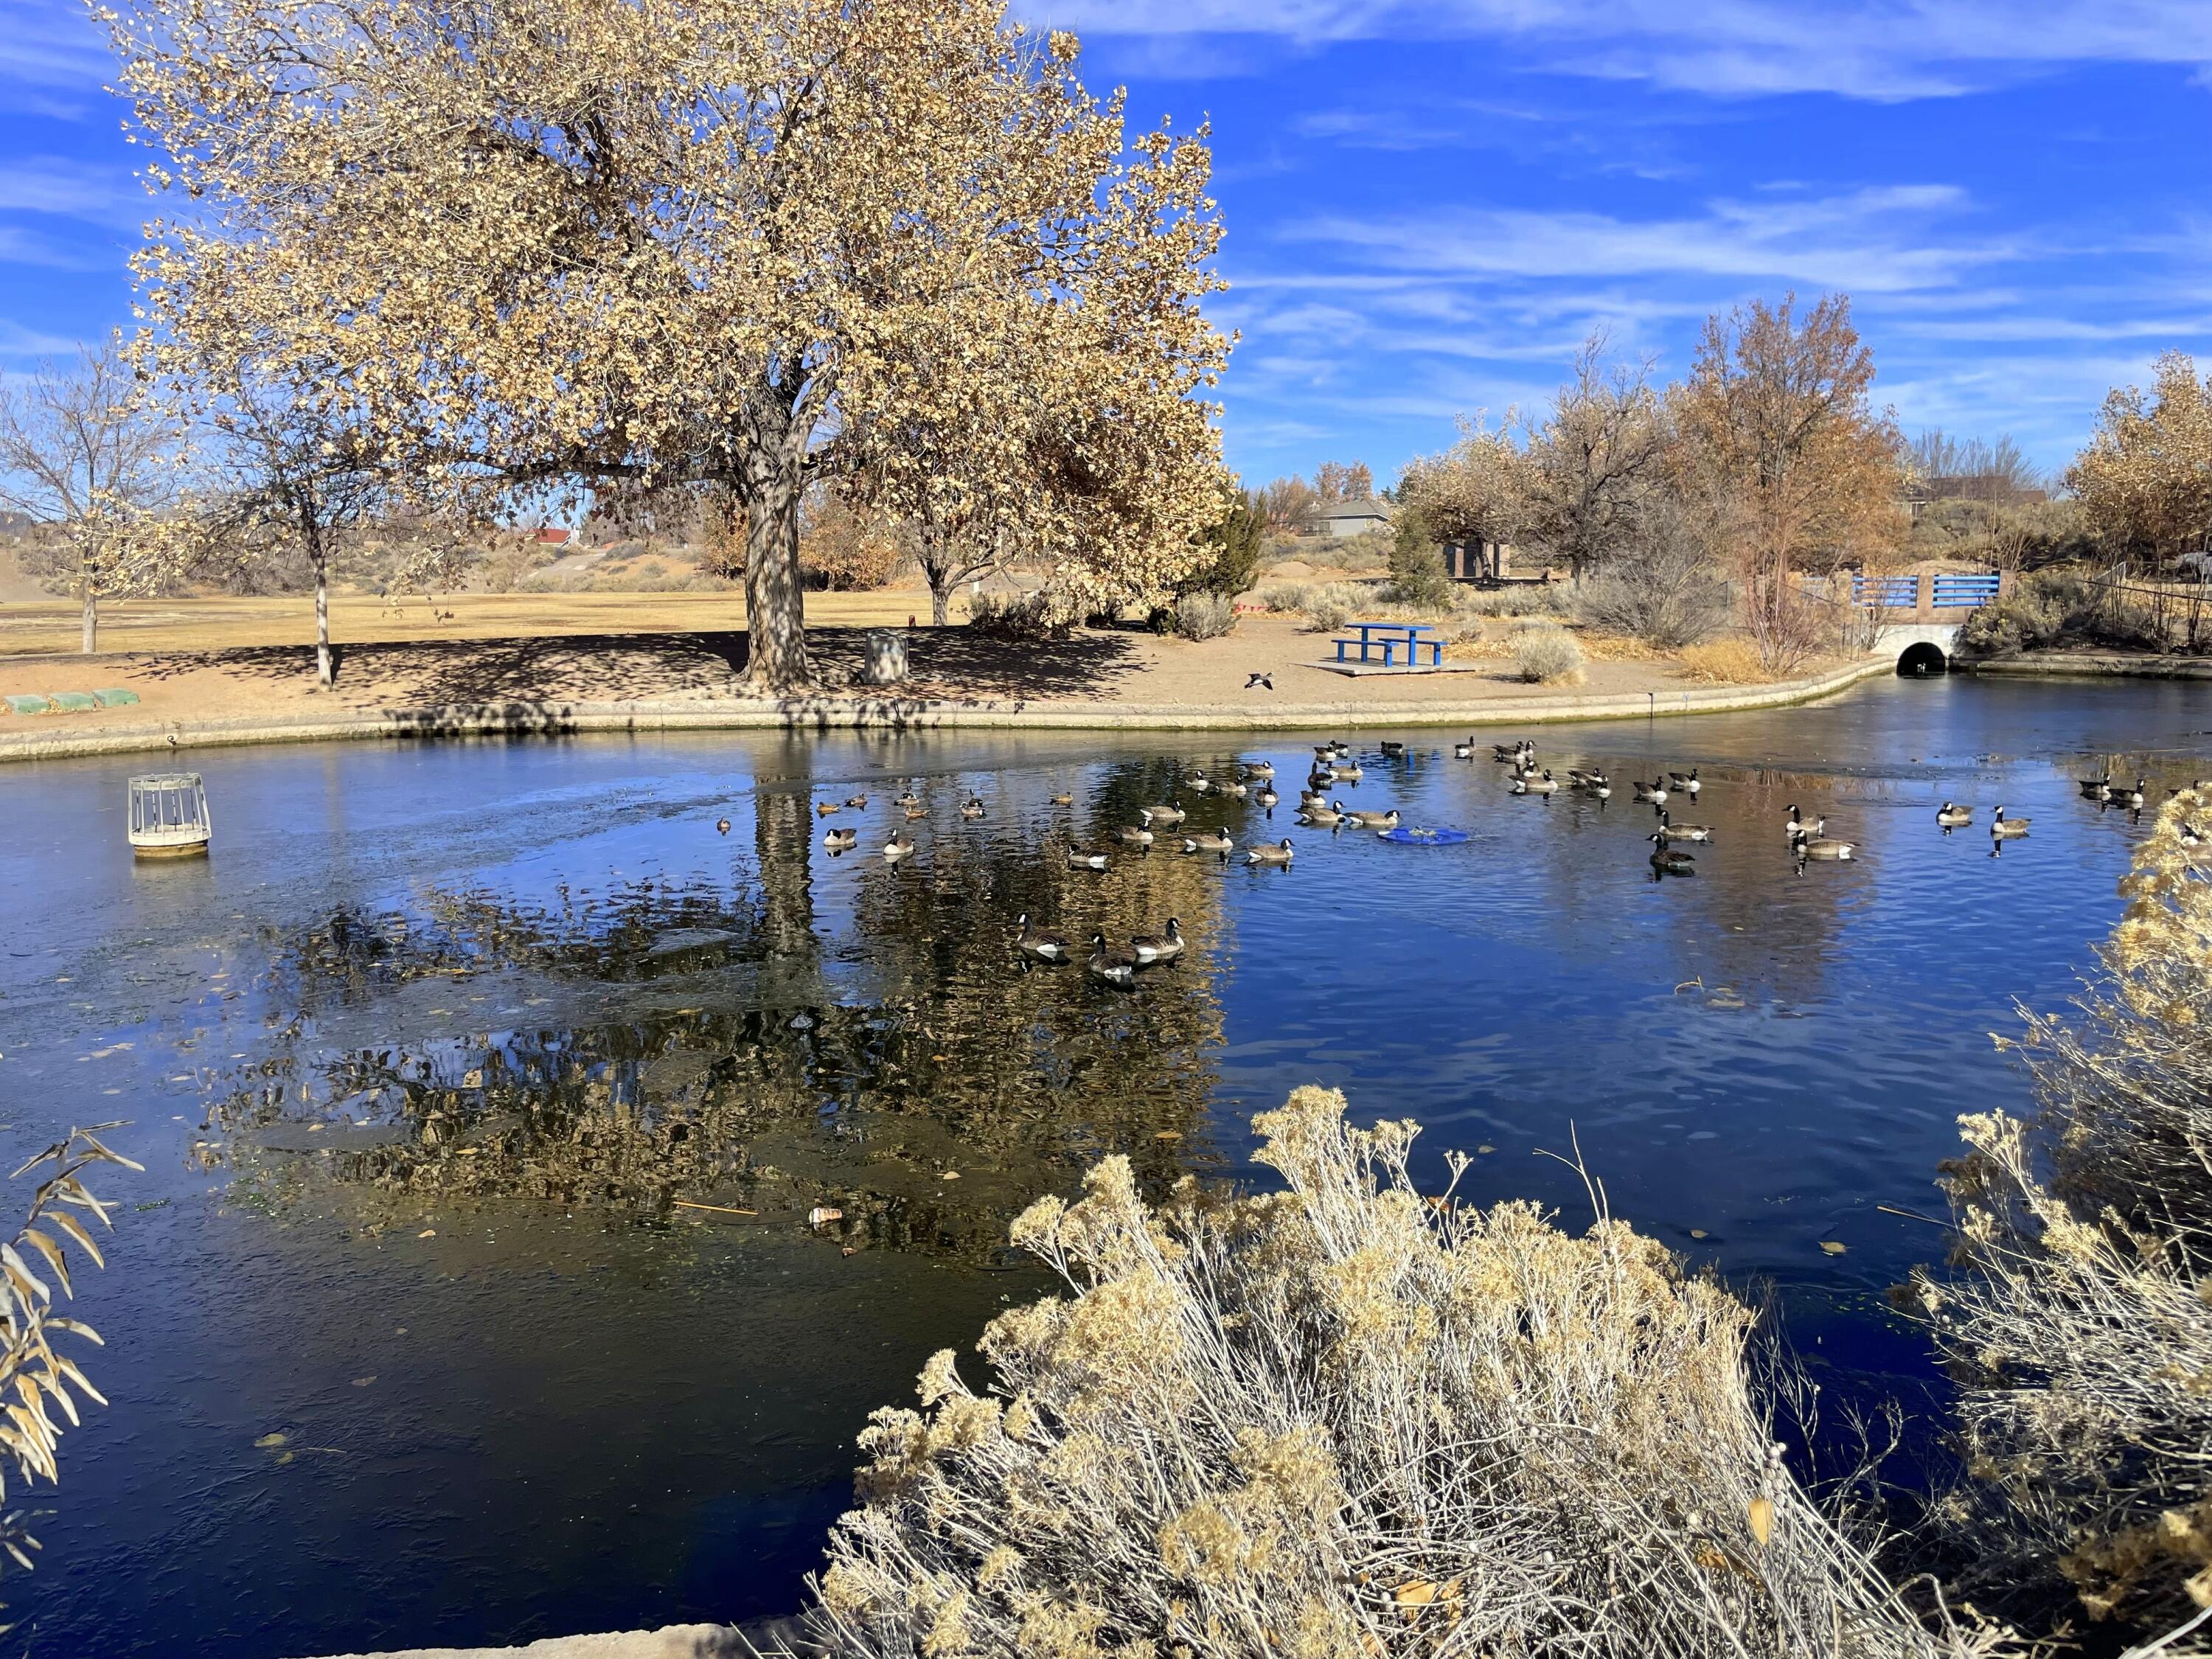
(1312, 497), (1392, 529)
(529, 526), (574, 545)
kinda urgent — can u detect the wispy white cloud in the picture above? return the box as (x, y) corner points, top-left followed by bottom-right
(1287, 186), (2023, 294)
(1046, 0), (2212, 101)
(0, 319), (86, 359)
(0, 1), (111, 95)
(0, 157), (145, 227)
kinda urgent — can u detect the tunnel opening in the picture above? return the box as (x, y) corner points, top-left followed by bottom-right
(1896, 641), (1949, 677)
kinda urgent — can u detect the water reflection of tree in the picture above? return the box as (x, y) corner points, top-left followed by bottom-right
(217, 757), (1245, 1262)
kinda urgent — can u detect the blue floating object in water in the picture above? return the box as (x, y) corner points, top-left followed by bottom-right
(1378, 826), (1469, 846)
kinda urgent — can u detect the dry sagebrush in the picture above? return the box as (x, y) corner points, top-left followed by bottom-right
(802, 1088), (2008, 1659)
(1916, 790), (2212, 1637)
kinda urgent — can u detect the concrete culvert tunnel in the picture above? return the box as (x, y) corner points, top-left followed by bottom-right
(1896, 641), (1949, 676)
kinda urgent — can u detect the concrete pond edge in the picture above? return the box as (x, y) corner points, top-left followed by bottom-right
(0, 658), (1912, 765)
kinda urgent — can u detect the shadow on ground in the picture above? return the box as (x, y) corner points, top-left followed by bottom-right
(119, 627), (1149, 706)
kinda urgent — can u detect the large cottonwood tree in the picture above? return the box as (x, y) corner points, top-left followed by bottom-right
(105, 0), (1228, 689)
(2068, 352), (2212, 566)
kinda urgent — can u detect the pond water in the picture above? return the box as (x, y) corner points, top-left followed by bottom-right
(1, 675), (2205, 1657)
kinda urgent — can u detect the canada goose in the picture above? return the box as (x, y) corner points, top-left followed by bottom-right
(844, 793), (869, 809)
(1656, 811), (1711, 842)
(1343, 807), (1400, 828)
(2124, 777), (2148, 809)
(1133, 918), (1186, 963)
(1669, 769), (1701, 795)
(815, 801), (841, 817)
(1799, 833), (1856, 860)
(1243, 761), (1275, 780)
(1048, 792), (1074, 807)
(959, 797), (987, 819)
(1256, 787), (1279, 809)
(1015, 914), (1071, 961)
(1066, 849), (1109, 870)
(1453, 738), (1475, 759)
(1784, 805), (1815, 841)
(1116, 824), (1155, 846)
(715, 817), (731, 836)
(1299, 787), (1328, 810)
(1567, 768), (1608, 789)
(1086, 933), (1138, 985)
(2181, 821), (2207, 849)
(1313, 744), (1338, 761)
(1633, 779), (1669, 805)
(1935, 802), (1973, 827)
(1183, 830), (1234, 854)
(1512, 771), (1560, 796)
(904, 805), (929, 821)
(1492, 742), (1528, 764)
(1141, 804), (1187, 826)
(896, 791), (922, 808)
(824, 827), (858, 851)
(1647, 834), (1695, 875)
(1216, 779), (1249, 799)
(1301, 800), (1346, 827)
(1246, 838), (1295, 865)
(1331, 762), (1363, 782)
(2079, 774), (2112, 800)
(1188, 770), (1211, 794)
(883, 830), (915, 860)
(1328, 740), (1352, 757)
(1990, 807), (2031, 838)
(1380, 740), (1407, 759)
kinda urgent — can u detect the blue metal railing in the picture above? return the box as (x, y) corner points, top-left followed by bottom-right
(1852, 576), (1921, 608)
(1850, 572), (2003, 611)
(1930, 574), (2001, 608)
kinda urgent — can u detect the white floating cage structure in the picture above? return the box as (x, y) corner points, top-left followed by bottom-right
(128, 772), (212, 858)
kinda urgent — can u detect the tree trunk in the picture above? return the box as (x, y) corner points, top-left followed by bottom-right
(81, 583), (97, 655)
(931, 577), (952, 628)
(741, 476), (810, 692)
(311, 537), (333, 688)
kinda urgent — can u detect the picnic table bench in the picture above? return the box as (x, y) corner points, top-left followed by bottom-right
(1333, 620), (1443, 667)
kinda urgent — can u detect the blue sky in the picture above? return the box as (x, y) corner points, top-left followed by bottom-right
(2, 0), (2207, 493)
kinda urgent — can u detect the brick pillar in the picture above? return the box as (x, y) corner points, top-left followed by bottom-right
(1917, 571), (1934, 619)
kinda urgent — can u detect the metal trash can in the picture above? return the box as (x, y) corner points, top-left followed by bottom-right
(863, 628), (908, 686)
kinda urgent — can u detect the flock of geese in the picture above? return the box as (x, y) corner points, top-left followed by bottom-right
(704, 734), (2162, 984)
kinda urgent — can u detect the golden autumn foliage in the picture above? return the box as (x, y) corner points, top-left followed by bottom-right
(104, 0), (1228, 688)
(799, 1088), (2017, 1659)
(2067, 352), (2212, 565)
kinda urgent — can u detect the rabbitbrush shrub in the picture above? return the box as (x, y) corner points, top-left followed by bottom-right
(797, 1088), (2017, 1659)
(1512, 621), (1586, 684)
(1915, 789), (2212, 1642)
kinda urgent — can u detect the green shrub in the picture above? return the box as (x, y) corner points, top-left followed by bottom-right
(1179, 490), (1266, 600)
(1512, 621), (1585, 684)
(1385, 537), (1456, 612)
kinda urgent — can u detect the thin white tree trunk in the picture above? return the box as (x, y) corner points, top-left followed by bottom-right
(80, 561), (97, 655)
(312, 540), (333, 687)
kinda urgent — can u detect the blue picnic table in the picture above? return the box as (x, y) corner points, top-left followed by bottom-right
(1334, 620), (1443, 667)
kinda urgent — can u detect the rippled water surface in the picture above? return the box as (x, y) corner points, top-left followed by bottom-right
(2, 674), (2206, 1656)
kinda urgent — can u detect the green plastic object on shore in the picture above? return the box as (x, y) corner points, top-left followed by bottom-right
(94, 688), (140, 707)
(2, 695), (50, 716)
(46, 692), (99, 713)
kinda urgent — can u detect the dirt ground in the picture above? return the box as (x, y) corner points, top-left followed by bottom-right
(0, 589), (1709, 731)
